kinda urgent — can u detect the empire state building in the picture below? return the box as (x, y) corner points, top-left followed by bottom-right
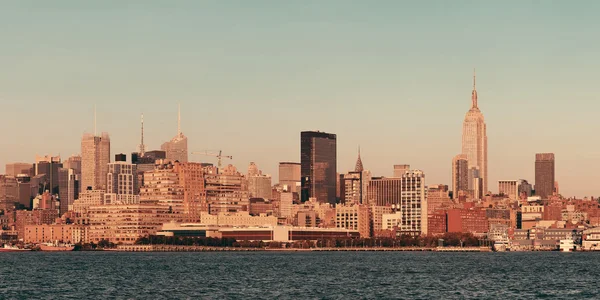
(461, 71), (488, 194)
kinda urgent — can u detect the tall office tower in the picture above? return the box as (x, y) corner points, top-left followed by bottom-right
(279, 162), (301, 193)
(535, 153), (555, 199)
(400, 170), (427, 235)
(107, 162), (138, 195)
(451, 154), (469, 199)
(161, 104), (188, 163)
(15, 175), (33, 209)
(5, 163), (33, 177)
(468, 167), (483, 199)
(81, 132), (111, 191)
(340, 149), (371, 205)
(300, 131), (337, 204)
(393, 165), (410, 177)
(461, 70), (488, 193)
(0, 175), (18, 211)
(58, 168), (79, 215)
(63, 155), (82, 176)
(35, 155), (63, 195)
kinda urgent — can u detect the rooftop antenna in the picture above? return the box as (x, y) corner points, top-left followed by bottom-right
(177, 102), (181, 136)
(94, 104), (97, 136)
(139, 113), (146, 157)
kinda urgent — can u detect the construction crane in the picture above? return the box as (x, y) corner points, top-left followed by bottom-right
(191, 150), (232, 168)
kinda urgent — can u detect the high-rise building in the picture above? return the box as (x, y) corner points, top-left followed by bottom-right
(535, 153), (555, 199)
(161, 104), (188, 163)
(140, 161), (184, 213)
(0, 175), (18, 211)
(451, 154), (469, 199)
(81, 133), (111, 191)
(400, 170), (427, 235)
(368, 177), (402, 206)
(107, 162), (138, 195)
(246, 162), (272, 200)
(35, 155), (62, 195)
(340, 149), (371, 205)
(58, 168), (79, 215)
(300, 131), (337, 205)
(498, 180), (519, 200)
(393, 165), (410, 178)
(279, 162), (301, 193)
(63, 155), (82, 176)
(5, 163), (33, 177)
(461, 70), (488, 194)
(335, 204), (371, 238)
(205, 165), (249, 215)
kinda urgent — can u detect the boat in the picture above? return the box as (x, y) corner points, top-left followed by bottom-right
(559, 239), (575, 252)
(39, 242), (75, 252)
(0, 244), (31, 252)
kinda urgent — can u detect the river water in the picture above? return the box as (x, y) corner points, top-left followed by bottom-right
(0, 251), (598, 299)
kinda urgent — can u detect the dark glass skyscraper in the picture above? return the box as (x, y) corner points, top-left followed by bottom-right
(301, 131), (337, 205)
(535, 153), (555, 199)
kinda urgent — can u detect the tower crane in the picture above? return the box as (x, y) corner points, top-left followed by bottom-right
(191, 150), (232, 168)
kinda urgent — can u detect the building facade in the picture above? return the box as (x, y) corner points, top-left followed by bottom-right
(461, 72), (488, 194)
(451, 154), (469, 199)
(301, 131), (337, 205)
(535, 153), (555, 199)
(279, 162), (301, 193)
(81, 133), (111, 190)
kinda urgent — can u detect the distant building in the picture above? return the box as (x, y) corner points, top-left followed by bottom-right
(5, 163), (33, 177)
(461, 71), (488, 193)
(0, 175), (18, 211)
(106, 162), (138, 195)
(368, 177), (402, 206)
(301, 131), (337, 205)
(247, 162), (272, 200)
(63, 155), (82, 176)
(535, 153), (555, 199)
(205, 165), (249, 215)
(279, 162), (301, 193)
(58, 168), (79, 216)
(340, 149), (371, 205)
(393, 165), (410, 178)
(335, 204), (371, 238)
(451, 154), (469, 199)
(81, 133), (111, 190)
(427, 184), (452, 214)
(160, 105), (188, 163)
(35, 155), (62, 195)
(115, 153), (127, 162)
(447, 208), (488, 234)
(377, 170), (427, 235)
(139, 161), (184, 214)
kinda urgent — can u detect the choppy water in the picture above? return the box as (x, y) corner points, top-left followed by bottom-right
(1, 251), (599, 299)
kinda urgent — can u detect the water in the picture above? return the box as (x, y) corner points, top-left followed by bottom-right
(1, 251), (599, 299)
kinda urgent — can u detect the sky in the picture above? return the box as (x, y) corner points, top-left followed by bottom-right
(1, 1), (600, 197)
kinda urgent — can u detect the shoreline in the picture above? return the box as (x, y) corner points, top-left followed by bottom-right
(109, 245), (494, 252)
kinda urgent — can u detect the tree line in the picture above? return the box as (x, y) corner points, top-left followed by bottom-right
(133, 232), (483, 248)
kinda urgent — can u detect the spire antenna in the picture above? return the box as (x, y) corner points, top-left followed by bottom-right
(139, 113), (145, 157)
(94, 104), (97, 136)
(177, 103), (181, 135)
(471, 69), (478, 109)
(473, 68), (476, 89)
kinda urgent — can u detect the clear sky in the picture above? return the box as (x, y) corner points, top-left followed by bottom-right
(1, 1), (600, 197)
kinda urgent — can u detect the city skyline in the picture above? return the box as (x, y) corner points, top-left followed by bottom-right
(2, 2), (600, 197)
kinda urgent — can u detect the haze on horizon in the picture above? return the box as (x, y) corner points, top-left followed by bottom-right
(1, 1), (600, 198)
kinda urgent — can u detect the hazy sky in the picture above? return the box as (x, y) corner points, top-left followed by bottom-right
(1, 1), (600, 197)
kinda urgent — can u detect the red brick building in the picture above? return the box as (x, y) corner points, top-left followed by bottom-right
(447, 208), (488, 234)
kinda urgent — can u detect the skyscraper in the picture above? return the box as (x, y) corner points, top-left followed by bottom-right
(106, 162), (138, 195)
(451, 154), (469, 199)
(300, 131), (337, 205)
(535, 153), (555, 199)
(58, 168), (79, 216)
(278, 162), (301, 193)
(340, 149), (371, 205)
(81, 133), (111, 190)
(461, 70), (488, 194)
(161, 104), (188, 163)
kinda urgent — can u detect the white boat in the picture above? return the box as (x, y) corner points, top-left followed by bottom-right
(559, 239), (575, 252)
(0, 244), (30, 252)
(39, 242), (75, 252)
